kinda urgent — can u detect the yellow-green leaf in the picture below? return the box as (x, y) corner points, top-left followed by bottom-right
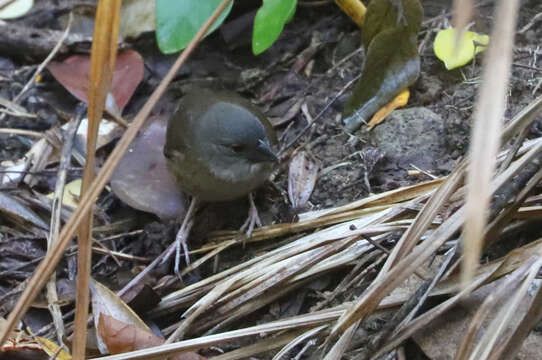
(433, 28), (489, 70)
(47, 179), (82, 209)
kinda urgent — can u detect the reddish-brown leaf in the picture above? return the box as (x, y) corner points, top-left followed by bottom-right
(47, 49), (144, 113)
(98, 315), (206, 359)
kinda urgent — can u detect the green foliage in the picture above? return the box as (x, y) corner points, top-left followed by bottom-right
(343, 0), (423, 133)
(252, 0), (297, 55)
(155, 0), (233, 54)
(155, 0), (297, 55)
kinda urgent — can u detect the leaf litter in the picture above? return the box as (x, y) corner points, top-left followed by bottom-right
(1, 0), (542, 359)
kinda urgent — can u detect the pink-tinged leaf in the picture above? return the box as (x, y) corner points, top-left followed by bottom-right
(110, 115), (187, 220)
(47, 49), (144, 113)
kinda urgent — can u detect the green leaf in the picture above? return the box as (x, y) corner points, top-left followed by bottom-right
(343, 0), (423, 133)
(155, 0), (233, 54)
(252, 0), (297, 55)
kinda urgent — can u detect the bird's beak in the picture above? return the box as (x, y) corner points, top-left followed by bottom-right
(253, 139), (279, 163)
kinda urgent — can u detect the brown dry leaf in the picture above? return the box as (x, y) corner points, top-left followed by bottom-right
(288, 151), (319, 210)
(47, 50), (144, 115)
(90, 280), (149, 354)
(98, 315), (206, 359)
(97, 314), (162, 354)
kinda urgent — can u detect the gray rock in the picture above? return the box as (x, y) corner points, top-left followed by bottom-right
(369, 107), (448, 170)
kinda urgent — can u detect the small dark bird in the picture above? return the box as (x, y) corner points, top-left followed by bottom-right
(163, 88), (278, 270)
(164, 88), (278, 201)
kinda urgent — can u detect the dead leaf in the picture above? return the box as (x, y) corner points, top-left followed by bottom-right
(47, 50), (144, 115)
(90, 280), (150, 354)
(288, 151), (319, 210)
(110, 116), (187, 220)
(98, 315), (206, 359)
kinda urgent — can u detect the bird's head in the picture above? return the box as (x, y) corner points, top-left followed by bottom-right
(194, 101), (278, 167)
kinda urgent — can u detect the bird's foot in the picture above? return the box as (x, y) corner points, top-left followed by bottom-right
(172, 197), (198, 278)
(239, 193), (262, 241)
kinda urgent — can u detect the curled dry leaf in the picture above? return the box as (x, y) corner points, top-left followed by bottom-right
(98, 314), (162, 355)
(98, 315), (206, 359)
(288, 151), (319, 210)
(110, 116), (187, 220)
(47, 50), (144, 115)
(90, 280), (150, 354)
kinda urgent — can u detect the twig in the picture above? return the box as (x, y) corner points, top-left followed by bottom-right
(45, 104), (85, 345)
(279, 74), (361, 155)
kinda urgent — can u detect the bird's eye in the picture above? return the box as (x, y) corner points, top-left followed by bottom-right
(230, 144), (243, 153)
(163, 147), (172, 159)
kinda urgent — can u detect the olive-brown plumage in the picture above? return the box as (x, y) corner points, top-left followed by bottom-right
(163, 88), (278, 202)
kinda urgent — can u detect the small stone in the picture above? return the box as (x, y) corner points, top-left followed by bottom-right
(369, 107), (448, 169)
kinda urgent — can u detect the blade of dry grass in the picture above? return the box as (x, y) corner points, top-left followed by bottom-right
(372, 268), (493, 360)
(211, 179), (443, 244)
(73, 1), (121, 357)
(453, 257), (537, 360)
(501, 95), (542, 143)
(166, 277), (236, 343)
(322, 321), (360, 360)
(0, 0), (234, 347)
(46, 107), (84, 344)
(272, 325), (327, 360)
(215, 331), (303, 360)
(461, 0), (520, 288)
(371, 239), (542, 358)
(377, 160), (466, 279)
(98, 308), (347, 360)
(497, 277), (542, 360)
(329, 205), (464, 338)
(468, 256), (542, 360)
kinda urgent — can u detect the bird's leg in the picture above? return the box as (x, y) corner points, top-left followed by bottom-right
(173, 197), (199, 277)
(239, 192), (262, 239)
